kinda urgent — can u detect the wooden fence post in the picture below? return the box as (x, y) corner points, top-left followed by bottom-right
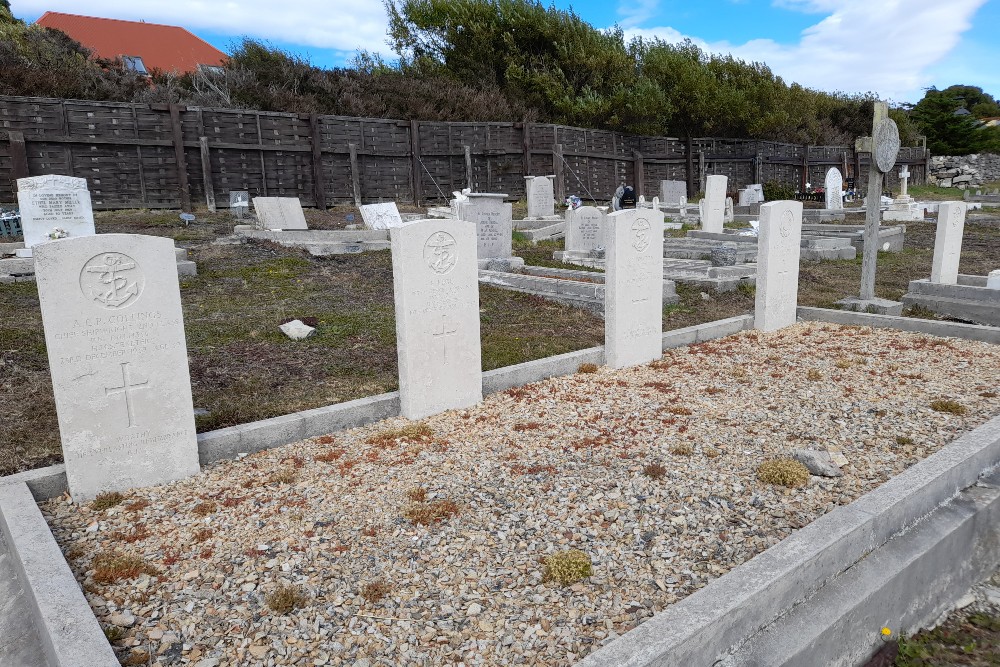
(633, 149), (645, 197)
(198, 137), (216, 212)
(521, 123), (532, 185)
(686, 136), (695, 198)
(553, 143), (565, 203)
(169, 104), (192, 212)
(309, 114), (327, 210)
(698, 151), (706, 194)
(801, 144), (810, 191)
(464, 145), (473, 191)
(349, 143), (362, 207)
(410, 120), (422, 205)
(8, 131), (29, 182)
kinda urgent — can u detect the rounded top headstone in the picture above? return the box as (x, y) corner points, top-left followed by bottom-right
(873, 118), (901, 173)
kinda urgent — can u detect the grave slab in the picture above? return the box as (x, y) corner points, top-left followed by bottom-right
(525, 176), (558, 219)
(33, 234), (200, 501)
(660, 180), (686, 206)
(930, 202), (966, 285)
(458, 193), (513, 259)
(702, 175), (728, 233)
(391, 219), (483, 419)
(825, 168), (844, 210)
(252, 197), (308, 230)
(755, 201), (803, 332)
(564, 206), (606, 254)
(360, 202), (405, 230)
(17, 175), (95, 251)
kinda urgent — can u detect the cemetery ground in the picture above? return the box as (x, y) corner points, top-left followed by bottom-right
(3, 203), (1000, 479)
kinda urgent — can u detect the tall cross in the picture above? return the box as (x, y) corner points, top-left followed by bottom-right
(431, 316), (459, 364)
(899, 165), (910, 197)
(105, 362), (149, 428)
(853, 101), (898, 301)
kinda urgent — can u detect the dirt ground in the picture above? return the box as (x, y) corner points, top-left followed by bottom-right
(1, 203), (998, 477)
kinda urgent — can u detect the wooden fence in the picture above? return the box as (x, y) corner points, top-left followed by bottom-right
(0, 94), (930, 211)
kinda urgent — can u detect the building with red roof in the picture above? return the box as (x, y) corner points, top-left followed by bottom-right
(35, 12), (226, 75)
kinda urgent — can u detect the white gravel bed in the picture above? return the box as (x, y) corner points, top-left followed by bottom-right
(42, 322), (1000, 666)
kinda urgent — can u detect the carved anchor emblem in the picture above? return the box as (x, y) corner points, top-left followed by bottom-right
(83, 254), (141, 308)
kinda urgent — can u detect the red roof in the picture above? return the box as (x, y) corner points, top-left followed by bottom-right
(35, 12), (226, 73)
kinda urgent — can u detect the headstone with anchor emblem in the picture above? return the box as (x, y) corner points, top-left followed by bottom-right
(33, 234), (200, 501)
(390, 219), (483, 419)
(605, 208), (664, 369)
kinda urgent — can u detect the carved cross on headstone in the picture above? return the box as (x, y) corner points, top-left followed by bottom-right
(432, 316), (459, 364)
(105, 362), (149, 428)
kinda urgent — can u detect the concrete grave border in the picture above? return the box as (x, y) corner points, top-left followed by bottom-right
(4, 310), (1000, 666)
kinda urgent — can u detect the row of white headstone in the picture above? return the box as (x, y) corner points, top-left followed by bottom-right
(31, 200), (806, 502)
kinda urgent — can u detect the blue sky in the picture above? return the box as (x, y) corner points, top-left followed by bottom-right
(13, 0), (999, 103)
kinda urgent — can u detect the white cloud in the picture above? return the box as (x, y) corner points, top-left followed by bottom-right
(624, 0), (989, 102)
(12, 0), (394, 57)
(617, 0), (660, 28)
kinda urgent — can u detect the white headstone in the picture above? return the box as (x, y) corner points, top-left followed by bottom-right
(748, 184), (764, 203)
(899, 165), (910, 197)
(986, 269), (1000, 290)
(565, 206), (606, 253)
(33, 234), (200, 501)
(755, 201), (804, 332)
(659, 180), (686, 206)
(738, 189), (752, 207)
(390, 219), (483, 419)
(458, 193), (512, 259)
(930, 202), (966, 285)
(360, 202), (405, 230)
(17, 175), (95, 250)
(825, 168), (844, 210)
(525, 176), (556, 219)
(724, 197), (734, 224)
(605, 208), (665, 369)
(252, 197), (308, 230)
(702, 175), (728, 233)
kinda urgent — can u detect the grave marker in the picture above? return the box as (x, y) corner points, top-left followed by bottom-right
(605, 208), (665, 369)
(930, 202), (967, 285)
(525, 176), (556, 219)
(755, 201), (804, 332)
(660, 180), (686, 206)
(825, 168), (844, 210)
(360, 202), (405, 230)
(252, 197), (308, 230)
(33, 234), (200, 501)
(565, 206), (606, 254)
(702, 175), (727, 233)
(458, 193), (512, 259)
(16, 175), (95, 253)
(229, 191), (249, 219)
(390, 219), (483, 419)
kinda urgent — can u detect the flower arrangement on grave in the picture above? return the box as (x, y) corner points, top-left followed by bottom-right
(46, 227), (69, 240)
(564, 195), (582, 210)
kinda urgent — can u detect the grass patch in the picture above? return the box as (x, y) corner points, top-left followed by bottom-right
(91, 552), (159, 584)
(367, 423), (433, 447)
(90, 492), (125, 511)
(577, 362), (599, 374)
(757, 459), (811, 488)
(668, 442), (694, 456)
(896, 609), (1000, 665)
(191, 501), (216, 517)
(403, 498), (460, 526)
(266, 583), (308, 614)
(930, 399), (968, 416)
(642, 461), (667, 480)
(542, 549), (593, 586)
(360, 579), (393, 604)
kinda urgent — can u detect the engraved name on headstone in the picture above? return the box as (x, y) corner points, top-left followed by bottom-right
(391, 219), (483, 419)
(17, 175), (95, 250)
(457, 193), (512, 259)
(33, 234), (200, 501)
(565, 206), (606, 253)
(605, 208), (665, 369)
(755, 201), (804, 332)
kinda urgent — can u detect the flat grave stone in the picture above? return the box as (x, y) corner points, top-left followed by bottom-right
(33, 234), (200, 501)
(252, 197), (308, 230)
(360, 202), (405, 230)
(16, 175), (95, 253)
(605, 208), (665, 369)
(755, 201), (804, 332)
(391, 219), (483, 419)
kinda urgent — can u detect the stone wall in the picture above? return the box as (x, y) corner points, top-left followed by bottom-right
(928, 154), (1000, 189)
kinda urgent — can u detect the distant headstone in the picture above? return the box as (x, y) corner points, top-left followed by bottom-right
(252, 197), (308, 230)
(605, 208), (665, 369)
(660, 181), (686, 206)
(565, 206), (606, 254)
(458, 193), (512, 259)
(986, 269), (1000, 290)
(724, 197), (734, 223)
(755, 201), (804, 332)
(525, 176), (556, 219)
(33, 234), (200, 501)
(739, 184), (764, 206)
(390, 219), (483, 419)
(930, 202), (966, 285)
(360, 202), (405, 230)
(17, 175), (95, 251)
(825, 168), (844, 210)
(702, 175), (727, 233)
(229, 191), (249, 219)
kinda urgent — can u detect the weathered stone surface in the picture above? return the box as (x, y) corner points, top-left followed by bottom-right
(825, 168), (844, 210)
(525, 176), (556, 219)
(930, 202), (966, 285)
(17, 175), (95, 249)
(987, 270), (1000, 289)
(710, 244), (738, 267)
(755, 200), (803, 332)
(252, 197), (308, 230)
(605, 208), (664, 369)
(278, 319), (316, 340)
(360, 202), (404, 230)
(565, 206), (606, 254)
(33, 234), (200, 501)
(660, 180), (686, 206)
(391, 219), (483, 419)
(792, 449), (843, 477)
(702, 175), (727, 233)
(458, 193), (513, 259)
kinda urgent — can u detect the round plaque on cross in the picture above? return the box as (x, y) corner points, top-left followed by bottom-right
(873, 118), (900, 173)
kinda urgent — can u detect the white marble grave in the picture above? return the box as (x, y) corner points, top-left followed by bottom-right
(825, 168), (844, 210)
(605, 208), (665, 369)
(883, 166), (923, 221)
(565, 206), (606, 254)
(987, 270), (1000, 290)
(390, 219), (483, 419)
(930, 202), (966, 284)
(702, 175), (728, 233)
(525, 176), (557, 219)
(724, 197), (734, 223)
(33, 234), (200, 501)
(17, 175), (95, 255)
(252, 197), (309, 230)
(360, 202), (405, 230)
(755, 201), (804, 332)
(660, 180), (686, 206)
(738, 184), (764, 207)
(458, 193), (513, 259)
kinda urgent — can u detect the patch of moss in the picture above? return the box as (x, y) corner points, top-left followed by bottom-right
(543, 549), (593, 586)
(757, 459), (811, 488)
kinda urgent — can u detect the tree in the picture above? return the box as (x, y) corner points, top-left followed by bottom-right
(912, 88), (988, 155)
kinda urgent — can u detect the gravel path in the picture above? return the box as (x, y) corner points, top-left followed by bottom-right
(42, 323), (1000, 666)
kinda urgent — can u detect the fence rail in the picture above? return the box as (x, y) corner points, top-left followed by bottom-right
(0, 95), (930, 211)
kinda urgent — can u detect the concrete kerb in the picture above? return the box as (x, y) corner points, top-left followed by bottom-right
(797, 306), (1000, 344)
(0, 482), (119, 666)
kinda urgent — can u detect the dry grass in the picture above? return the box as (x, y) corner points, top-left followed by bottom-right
(367, 423), (434, 447)
(90, 492), (125, 511)
(269, 468), (297, 484)
(757, 459), (811, 488)
(266, 583), (308, 614)
(668, 442), (694, 456)
(403, 498), (460, 525)
(577, 363), (599, 374)
(642, 462), (667, 480)
(360, 579), (393, 604)
(405, 487), (427, 502)
(542, 549), (593, 586)
(930, 399), (968, 415)
(91, 552), (159, 584)
(191, 501), (217, 517)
